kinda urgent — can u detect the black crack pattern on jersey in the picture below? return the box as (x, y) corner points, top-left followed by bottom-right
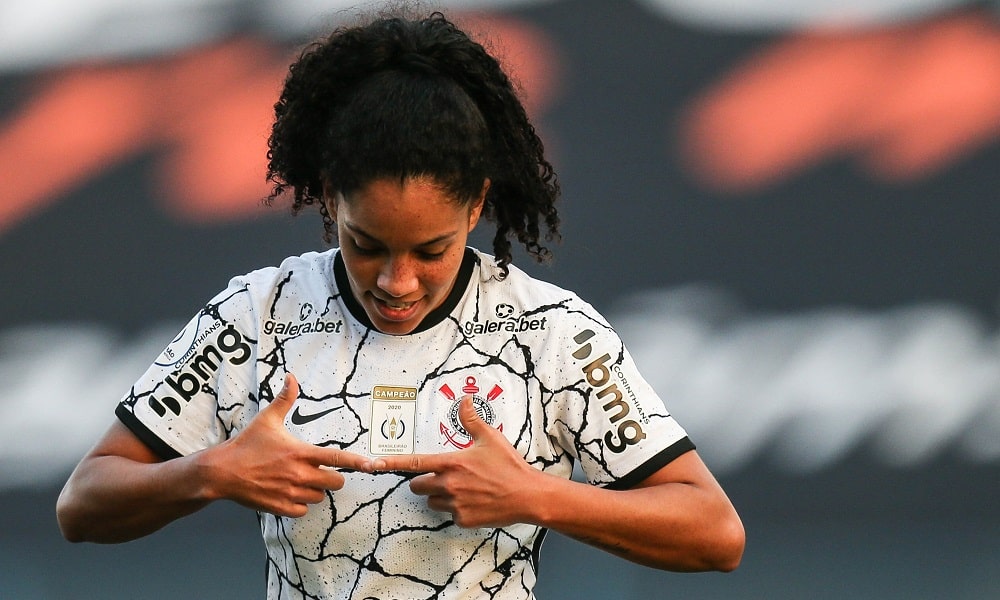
(362, 514), (456, 597)
(320, 293), (341, 317)
(201, 286), (249, 323)
(270, 270), (295, 319)
(207, 289), (260, 436)
(470, 275), (484, 323)
(256, 340), (283, 405)
(120, 287), (258, 439)
(479, 528), (535, 598)
(269, 514), (323, 600)
(430, 295), (634, 482)
(547, 311), (625, 483)
(149, 259), (678, 599)
(258, 308), (372, 451)
(262, 473), (483, 600)
(219, 391), (251, 438)
(318, 325), (375, 445)
(121, 384), (142, 410)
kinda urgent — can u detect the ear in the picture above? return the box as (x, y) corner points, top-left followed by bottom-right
(322, 184), (342, 224)
(468, 179), (489, 231)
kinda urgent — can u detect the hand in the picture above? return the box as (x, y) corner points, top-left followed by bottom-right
(205, 372), (373, 517)
(372, 396), (540, 528)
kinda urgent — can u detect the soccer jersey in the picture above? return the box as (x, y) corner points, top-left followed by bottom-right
(116, 247), (694, 600)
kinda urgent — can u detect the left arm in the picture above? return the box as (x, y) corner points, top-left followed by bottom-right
(534, 449), (744, 572)
(373, 396), (744, 572)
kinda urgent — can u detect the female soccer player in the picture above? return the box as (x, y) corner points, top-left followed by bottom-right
(57, 8), (744, 599)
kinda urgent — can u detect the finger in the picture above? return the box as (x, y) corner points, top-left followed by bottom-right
(277, 461), (349, 495)
(406, 473), (438, 496)
(309, 469), (348, 493)
(265, 372), (300, 418)
(270, 503), (311, 519)
(425, 495), (452, 515)
(287, 484), (332, 505)
(314, 448), (374, 473)
(371, 453), (448, 474)
(457, 395), (490, 442)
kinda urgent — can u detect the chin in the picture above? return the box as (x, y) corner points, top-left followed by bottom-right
(372, 320), (420, 336)
(365, 307), (424, 335)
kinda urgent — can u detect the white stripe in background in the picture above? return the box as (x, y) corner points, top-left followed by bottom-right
(0, 0), (558, 71)
(2, 286), (999, 490)
(0, 323), (180, 489)
(611, 286), (1000, 473)
(0, 0), (970, 71)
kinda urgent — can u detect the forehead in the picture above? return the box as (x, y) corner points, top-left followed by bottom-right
(342, 176), (458, 205)
(337, 177), (471, 242)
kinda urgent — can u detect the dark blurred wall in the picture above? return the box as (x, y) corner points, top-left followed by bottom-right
(1, 1), (997, 598)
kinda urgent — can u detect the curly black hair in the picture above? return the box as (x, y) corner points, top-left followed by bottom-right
(265, 9), (560, 275)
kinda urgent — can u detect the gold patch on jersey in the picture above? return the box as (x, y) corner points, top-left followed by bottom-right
(369, 386), (417, 456)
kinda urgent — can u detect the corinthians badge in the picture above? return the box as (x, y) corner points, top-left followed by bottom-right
(438, 376), (503, 449)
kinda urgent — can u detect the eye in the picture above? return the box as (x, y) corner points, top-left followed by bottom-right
(418, 249), (447, 260)
(350, 238), (382, 256)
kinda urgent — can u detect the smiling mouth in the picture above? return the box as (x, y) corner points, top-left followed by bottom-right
(370, 295), (422, 322)
(376, 298), (415, 310)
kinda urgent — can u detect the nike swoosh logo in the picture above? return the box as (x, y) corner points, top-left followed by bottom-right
(290, 405), (339, 425)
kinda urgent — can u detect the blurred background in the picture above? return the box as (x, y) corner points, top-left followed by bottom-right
(1, 0), (998, 597)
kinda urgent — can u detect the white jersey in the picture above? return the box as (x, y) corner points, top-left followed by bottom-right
(117, 247), (693, 600)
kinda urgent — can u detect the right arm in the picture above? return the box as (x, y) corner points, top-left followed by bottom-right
(56, 420), (215, 543)
(56, 373), (372, 543)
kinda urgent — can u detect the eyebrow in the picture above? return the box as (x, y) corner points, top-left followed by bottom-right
(344, 221), (458, 248)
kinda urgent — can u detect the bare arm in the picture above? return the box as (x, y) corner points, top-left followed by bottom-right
(372, 396), (744, 572)
(526, 450), (744, 571)
(56, 373), (373, 543)
(56, 419), (212, 543)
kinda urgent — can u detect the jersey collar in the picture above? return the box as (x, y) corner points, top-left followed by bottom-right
(333, 247), (477, 335)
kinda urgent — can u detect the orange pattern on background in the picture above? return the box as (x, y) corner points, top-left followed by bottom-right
(679, 11), (1000, 192)
(0, 14), (561, 235)
(0, 39), (288, 233)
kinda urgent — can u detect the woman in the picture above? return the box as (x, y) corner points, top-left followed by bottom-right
(57, 8), (744, 599)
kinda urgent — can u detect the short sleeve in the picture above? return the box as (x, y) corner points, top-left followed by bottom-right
(544, 302), (694, 489)
(116, 278), (259, 459)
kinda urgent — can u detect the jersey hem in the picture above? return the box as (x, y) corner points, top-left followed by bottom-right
(115, 404), (183, 460)
(604, 437), (696, 490)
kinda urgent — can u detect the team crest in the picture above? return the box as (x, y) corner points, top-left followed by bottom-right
(438, 376), (504, 449)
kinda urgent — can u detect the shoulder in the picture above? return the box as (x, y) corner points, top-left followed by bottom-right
(210, 249), (341, 324)
(470, 248), (610, 331)
(473, 248), (578, 302)
(230, 249), (338, 293)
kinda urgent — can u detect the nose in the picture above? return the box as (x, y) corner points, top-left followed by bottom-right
(377, 255), (419, 298)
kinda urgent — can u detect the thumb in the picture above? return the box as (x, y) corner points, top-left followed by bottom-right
(458, 395), (490, 442)
(266, 372), (300, 419)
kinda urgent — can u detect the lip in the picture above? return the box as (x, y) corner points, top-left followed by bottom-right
(369, 294), (423, 324)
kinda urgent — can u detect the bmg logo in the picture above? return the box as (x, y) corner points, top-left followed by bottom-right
(572, 329), (646, 453)
(148, 324), (251, 417)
